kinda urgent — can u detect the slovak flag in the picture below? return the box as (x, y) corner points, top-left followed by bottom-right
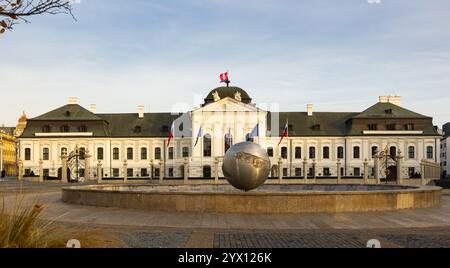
(220, 72), (229, 82)
(194, 126), (202, 147)
(278, 121), (289, 145)
(167, 122), (174, 147)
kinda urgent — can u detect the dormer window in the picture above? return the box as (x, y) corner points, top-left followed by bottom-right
(64, 111), (71, 117)
(312, 124), (321, 130)
(42, 125), (51, 133)
(161, 125), (169, 132)
(61, 125), (70, 132)
(405, 123), (414, 130)
(78, 125), (88, 132)
(385, 109), (393, 115)
(386, 124), (396, 130)
(368, 124), (377, 130)
(134, 126), (142, 133)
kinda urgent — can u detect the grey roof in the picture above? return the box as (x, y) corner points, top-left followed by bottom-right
(353, 102), (429, 119)
(269, 112), (358, 137)
(32, 104), (104, 121)
(97, 113), (179, 137)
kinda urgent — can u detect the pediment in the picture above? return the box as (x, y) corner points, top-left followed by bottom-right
(193, 97), (265, 114)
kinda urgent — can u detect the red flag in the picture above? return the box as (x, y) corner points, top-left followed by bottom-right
(167, 122), (174, 147)
(278, 121), (289, 145)
(220, 72), (229, 82)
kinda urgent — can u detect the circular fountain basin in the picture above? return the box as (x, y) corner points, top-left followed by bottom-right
(62, 184), (442, 214)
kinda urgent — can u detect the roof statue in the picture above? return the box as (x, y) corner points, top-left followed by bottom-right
(212, 91), (221, 102)
(234, 91), (242, 102)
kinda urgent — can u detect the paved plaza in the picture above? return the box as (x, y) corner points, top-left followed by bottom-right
(1, 179), (450, 248)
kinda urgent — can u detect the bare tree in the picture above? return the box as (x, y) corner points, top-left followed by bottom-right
(0, 0), (75, 34)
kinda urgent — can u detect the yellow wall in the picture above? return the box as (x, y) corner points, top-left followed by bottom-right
(1, 132), (17, 176)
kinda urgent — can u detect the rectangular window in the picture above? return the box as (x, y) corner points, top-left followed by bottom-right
(295, 168), (302, 177)
(25, 169), (31, 176)
(97, 147), (104, 160)
(354, 168), (361, 177)
(113, 168), (119, 177)
(427, 146), (434, 159)
(283, 168), (288, 177)
(168, 147), (174, 160)
(141, 168), (148, 177)
(295, 147), (302, 159)
(308, 168), (314, 177)
(408, 167), (415, 178)
(79, 147), (86, 160)
(323, 167), (330, 176)
(267, 148), (274, 157)
(127, 168), (133, 177)
(43, 169), (49, 178)
(337, 146), (344, 159)
(154, 168), (160, 178)
(168, 168), (173, 177)
(79, 168), (85, 178)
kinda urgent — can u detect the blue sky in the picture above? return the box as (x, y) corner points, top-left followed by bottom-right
(1, 0), (450, 127)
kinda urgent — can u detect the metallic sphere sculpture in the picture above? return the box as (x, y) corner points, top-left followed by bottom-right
(222, 142), (271, 191)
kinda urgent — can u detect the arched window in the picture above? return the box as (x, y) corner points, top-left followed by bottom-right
(141, 148), (147, 160)
(127, 147), (133, 160)
(225, 133), (233, 153)
(168, 147), (174, 160)
(390, 146), (397, 158)
(43, 148), (49, 161)
(182, 147), (189, 158)
(295, 147), (302, 159)
(281, 147), (288, 159)
(371, 146), (378, 157)
(309, 147), (316, 159)
(323, 147), (330, 159)
(79, 147), (86, 160)
(113, 148), (120, 160)
(97, 147), (104, 160)
(337, 146), (344, 159)
(408, 146), (415, 159)
(155, 147), (161, 160)
(353, 146), (360, 159)
(204, 134), (212, 157)
(203, 166), (212, 178)
(427, 146), (434, 159)
(25, 148), (31, 160)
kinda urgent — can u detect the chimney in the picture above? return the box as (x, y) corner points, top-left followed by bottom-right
(138, 105), (145, 118)
(307, 104), (313, 116)
(68, 97), (78, 105)
(379, 96), (401, 106)
(90, 104), (97, 114)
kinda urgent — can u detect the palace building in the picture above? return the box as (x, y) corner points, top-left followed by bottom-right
(17, 86), (441, 182)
